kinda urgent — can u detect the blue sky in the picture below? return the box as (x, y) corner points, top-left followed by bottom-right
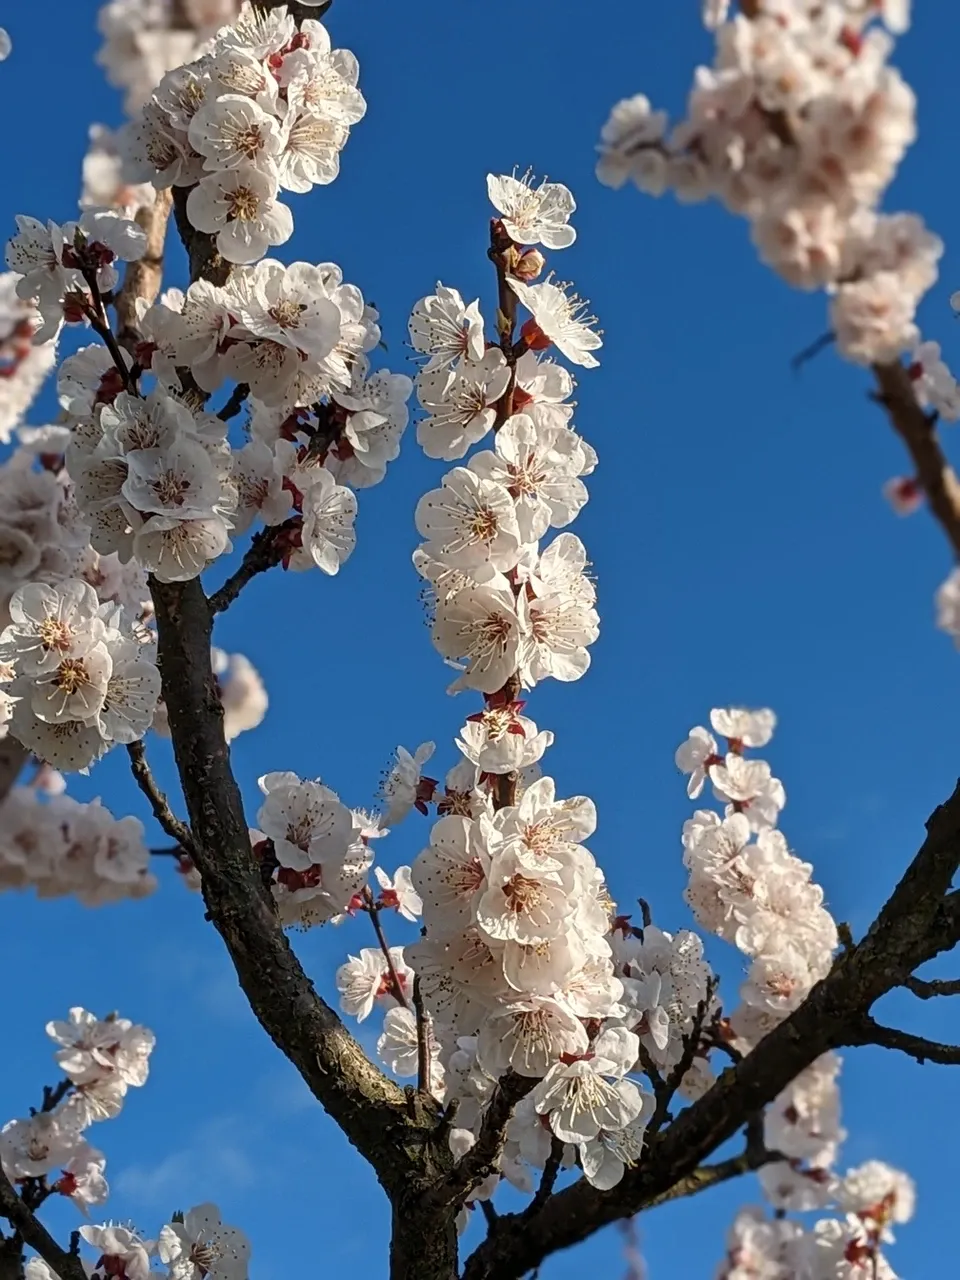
(2, 1), (960, 1275)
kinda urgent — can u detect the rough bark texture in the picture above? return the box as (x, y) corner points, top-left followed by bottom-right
(149, 575), (448, 1196)
(390, 1196), (459, 1280)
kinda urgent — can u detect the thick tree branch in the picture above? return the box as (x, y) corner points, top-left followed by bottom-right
(461, 778), (960, 1278)
(904, 974), (960, 999)
(149, 575), (437, 1194)
(872, 360), (960, 559)
(0, 1235), (23, 1280)
(0, 1168), (85, 1280)
(846, 1015), (960, 1065)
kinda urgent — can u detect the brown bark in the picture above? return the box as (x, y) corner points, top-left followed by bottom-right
(461, 780), (960, 1278)
(150, 576), (443, 1195)
(114, 189), (173, 353)
(873, 360), (960, 559)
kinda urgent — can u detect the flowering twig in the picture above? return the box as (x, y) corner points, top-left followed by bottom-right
(39, 1079), (72, 1113)
(125, 740), (197, 858)
(489, 220), (519, 428)
(0, 1166), (85, 1280)
(872, 360), (960, 559)
(361, 886), (410, 1009)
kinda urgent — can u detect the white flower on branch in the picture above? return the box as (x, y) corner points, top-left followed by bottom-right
(408, 284), (485, 373)
(486, 171), (577, 251)
(157, 1202), (250, 1280)
(186, 165), (293, 265)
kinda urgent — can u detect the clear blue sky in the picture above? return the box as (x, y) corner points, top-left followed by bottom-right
(1, 1), (959, 1275)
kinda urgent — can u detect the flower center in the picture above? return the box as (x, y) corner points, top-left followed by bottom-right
(55, 658), (91, 695)
(227, 187), (261, 222)
(268, 299), (304, 329)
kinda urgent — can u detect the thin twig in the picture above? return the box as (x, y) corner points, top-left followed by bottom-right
(478, 1200), (498, 1229)
(790, 330), (835, 374)
(208, 519), (300, 614)
(362, 887), (410, 1009)
(114, 189), (174, 352)
(413, 975), (432, 1095)
(40, 1081), (71, 1114)
(525, 1139), (564, 1217)
(634, 1037), (668, 1110)
(217, 382), (250, 421)
(125, 740), (197, 857)
(425, 1071), (534, 1211)
(847, 1014), (960, 1065)
(873, 360), (960, 559)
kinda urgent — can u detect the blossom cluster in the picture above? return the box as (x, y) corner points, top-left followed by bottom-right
(0, 274), (58, 443)
(412, 176), (599, 696)
(0, 579), (160, 771)
(676, 708), (837, 1037)
(674, 708), (914, 1275)
(4, 1014), (251, 1280)
(122, 2), (365, 264)
(254, 770), (375, 928)
(1, 1008), (154, 1212)
(329, 176), (735, 1210)
(596, 1), (955, 389)
(718, 1155), (915, 1278)
(4, 0), (411, 603)
(97, 0), (244, 117)
(0, 783), (156, 903)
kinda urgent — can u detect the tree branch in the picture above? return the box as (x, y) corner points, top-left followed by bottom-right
(872, 360), (960, 559)
(114, 189), (173, 352)
(904, 974), (960, 999)
(424, 1071), (533, 1212)
(0, 1167), (86, 1280)
(207, 519), (300, 614)
(217, 382), (249, 422)
(846, 1015), (960, 1065)
(525, 1139), (564, 1217)
(362, 886), (411, 1010)
(459, 778), (960, 1279)
(149, 575), (436, 1194)
(413, 975), (433, 1096)
(125, 740), (197, 858)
